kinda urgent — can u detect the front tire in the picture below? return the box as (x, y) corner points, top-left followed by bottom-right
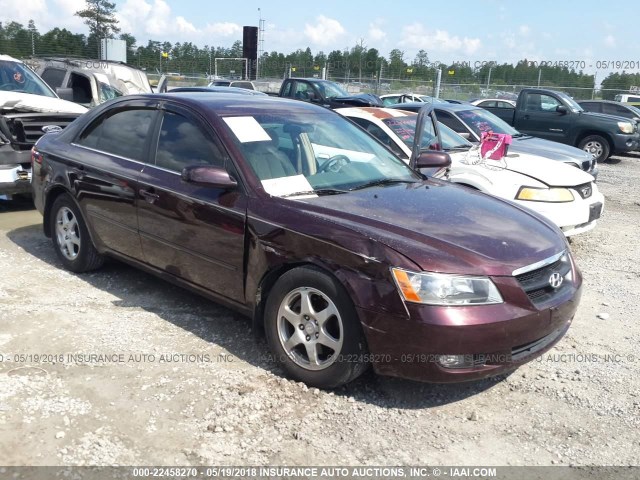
(578, 135), (610, 163)
(264, 266), (368, 388)
(49, 194), (104, 273)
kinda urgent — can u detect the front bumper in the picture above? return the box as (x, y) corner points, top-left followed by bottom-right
(0, 164), (32, 197)
(358, 274), (581, 383)
(515, 185), (605, 237)
(611, 132), (639, 153)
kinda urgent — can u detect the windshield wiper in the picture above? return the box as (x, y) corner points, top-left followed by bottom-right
(281, 188), (348, 198)
(349, 178), (418, 191)
(445, 145), (472, 151)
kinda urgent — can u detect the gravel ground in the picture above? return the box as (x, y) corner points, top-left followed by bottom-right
(0, 154), (639, 467)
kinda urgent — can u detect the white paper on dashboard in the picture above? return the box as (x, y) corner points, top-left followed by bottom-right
(223, 116), (271, 143)
(261, 175), (317, 199)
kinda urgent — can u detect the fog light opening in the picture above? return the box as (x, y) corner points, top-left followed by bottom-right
(437, 354), (475, 369)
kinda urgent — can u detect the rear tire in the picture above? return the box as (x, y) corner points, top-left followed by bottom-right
(578, 135), (610, 163)
(264, 266), (368, 388)
(49, 194), (104, 273)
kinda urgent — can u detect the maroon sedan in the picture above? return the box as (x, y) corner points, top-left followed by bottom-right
(31, 94), (581, 388)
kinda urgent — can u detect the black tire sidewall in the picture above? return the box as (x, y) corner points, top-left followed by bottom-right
(264, 267), (368, 389)
(49, 194), (99, 272)
(579, 135), (610, 163)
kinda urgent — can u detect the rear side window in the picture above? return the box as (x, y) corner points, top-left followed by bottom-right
(41, 68), (66, 89)
(603, 103), (633, 118)
(78, 108), (154, 162)
(155, 111), (224, 172)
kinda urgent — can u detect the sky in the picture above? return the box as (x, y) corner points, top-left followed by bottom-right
(0, 0), (634, 76)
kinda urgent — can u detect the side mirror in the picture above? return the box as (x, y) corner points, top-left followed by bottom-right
(415, 151), (452, 169)
(56, 87), (74, 102)
(459, 132), (471, 140)
(181, 166), (237, 189)
(556, 105), (568, 114)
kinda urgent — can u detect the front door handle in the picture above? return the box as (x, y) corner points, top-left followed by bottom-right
(523, 114), (530, 120)
(139, 188), (160, 204)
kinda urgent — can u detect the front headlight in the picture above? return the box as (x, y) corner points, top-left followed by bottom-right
(391, 268), (503, 305)
(618, 121), (634, 134)
(516, 186), (574, 202)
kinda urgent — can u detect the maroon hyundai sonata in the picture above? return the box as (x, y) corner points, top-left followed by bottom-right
(31, 94), (581, 388)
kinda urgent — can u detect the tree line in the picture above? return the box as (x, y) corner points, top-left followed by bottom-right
(0, 16), (637, 99)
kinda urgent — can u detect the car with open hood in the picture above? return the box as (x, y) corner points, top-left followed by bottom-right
(28, 57), (152, 108)
(31, 94), (581, 388)
(338, 107), (604, 237)
(0, 55), (86, 200)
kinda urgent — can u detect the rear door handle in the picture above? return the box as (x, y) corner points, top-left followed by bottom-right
(139, 188), (160, 203)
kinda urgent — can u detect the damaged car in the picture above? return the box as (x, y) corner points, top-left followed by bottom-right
(0, 55), (86, 200)
(32, 94), (581, 388)
(28, 57), (152, 108)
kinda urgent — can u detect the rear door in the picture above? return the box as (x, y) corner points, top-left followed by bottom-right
(136, 103), (247, 302)
(71, 101), (158, 258)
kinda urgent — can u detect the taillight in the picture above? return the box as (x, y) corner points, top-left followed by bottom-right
(31, 147), (43, 165)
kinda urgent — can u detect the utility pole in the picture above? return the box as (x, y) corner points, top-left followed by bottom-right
(435, 68), (442, 98)
(486, 67), (492, 91)
(257, 8), (265, 79)
(357, 37), (365, 84)
(537, 68), (542, 87)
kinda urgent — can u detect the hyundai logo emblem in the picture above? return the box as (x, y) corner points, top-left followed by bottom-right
(42, 125), (63, 134)
(549, 272), (563, 289)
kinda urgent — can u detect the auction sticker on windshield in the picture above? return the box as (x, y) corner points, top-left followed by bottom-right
(261, 174), (317, 198)
(223, 116), (271, 143)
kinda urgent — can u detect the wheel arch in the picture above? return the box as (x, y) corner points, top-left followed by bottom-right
(575, 130), (612, 152)
(43, 185), (74, 238)
(251, 260), (364, 338)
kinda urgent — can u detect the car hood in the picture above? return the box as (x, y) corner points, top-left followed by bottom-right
(508, 136), (593, 164)
(579, 110), (632, 124)
(502, 153), (594, 186)
(0, 92), (88, 114)
(332, 93), (383, 107)
(290, 180), (567, 276)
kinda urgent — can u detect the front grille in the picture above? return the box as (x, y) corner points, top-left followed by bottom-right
(0, 113), (80, 150)
(515, 253), (572, 306)
(573, 182), (593, 199)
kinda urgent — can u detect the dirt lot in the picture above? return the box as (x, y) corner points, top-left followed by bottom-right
(0, 154), (639, 467)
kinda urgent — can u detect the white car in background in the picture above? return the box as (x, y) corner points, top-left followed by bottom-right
(380, 93), (447, 106)
(470, 98), (516, 108)
(337, 107), (604, 237)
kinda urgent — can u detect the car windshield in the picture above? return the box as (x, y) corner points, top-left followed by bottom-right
(317, 81), (349, 99)
(98, 82), (123, 103)
(382, 116), (471, 150)
(0, 60), (56, 97)
(456, 108), (520, 136)
(225, 110), (421, 197)
(556, 92), (583, 113)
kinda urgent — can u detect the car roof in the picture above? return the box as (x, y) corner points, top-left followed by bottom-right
(118, 92), (328, 116)
(0, 54), (21, 63)
(578, 99), (629, 105)
(389, 101), (478, 112)
(335, 107), (415, 119)
(169, 86), (265, 95)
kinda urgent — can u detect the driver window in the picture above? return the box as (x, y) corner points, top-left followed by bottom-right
(294, 82), (314, 101)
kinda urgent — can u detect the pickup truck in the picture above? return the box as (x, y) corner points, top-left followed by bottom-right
(0, 55), (86, 200)
(278, 78), (382, 108)
(479, 88), (639, 162)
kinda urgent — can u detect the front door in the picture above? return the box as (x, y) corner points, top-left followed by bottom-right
(137, 105), (247, 302)
(517, 92), (569, 141)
